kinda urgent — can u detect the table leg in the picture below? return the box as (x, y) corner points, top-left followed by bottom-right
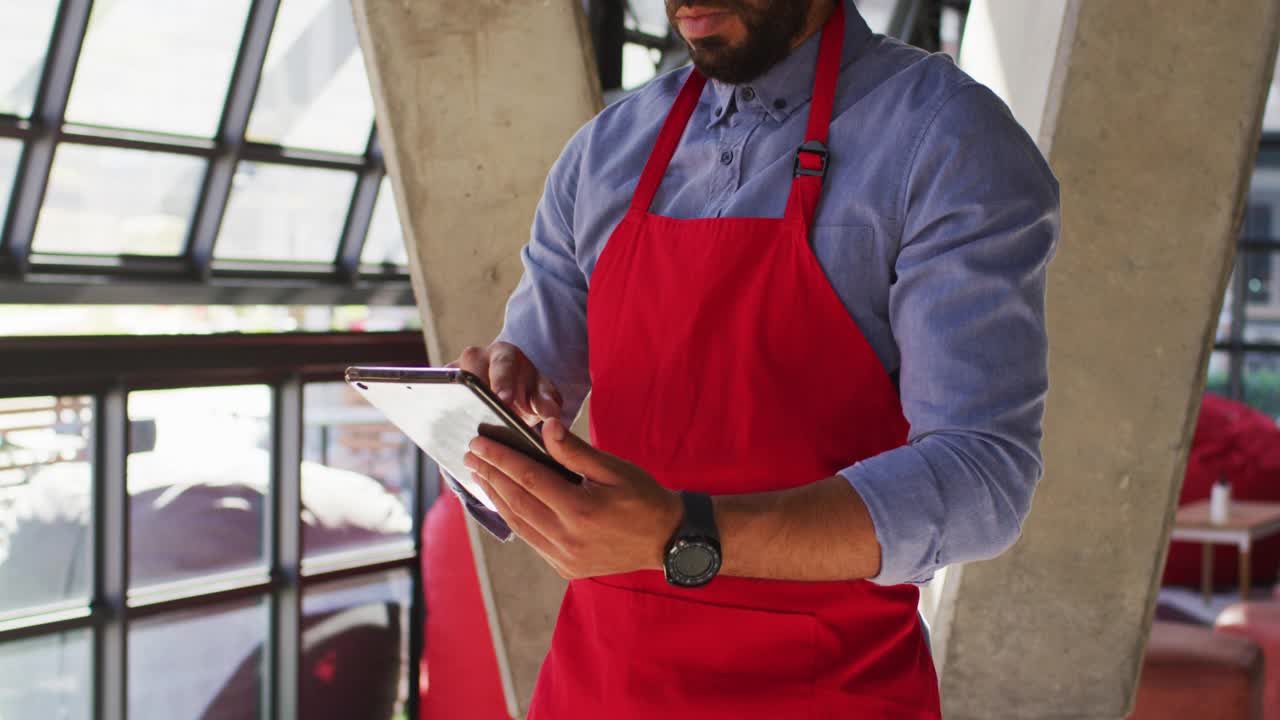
(1202, 543), (1213, 607)
(1240, 549), (1251, 601)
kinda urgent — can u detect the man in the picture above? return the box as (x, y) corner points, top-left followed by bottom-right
(450, 0), (1058, 716)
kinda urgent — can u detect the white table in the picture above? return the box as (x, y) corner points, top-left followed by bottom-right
(1169, 499), (1280, 605)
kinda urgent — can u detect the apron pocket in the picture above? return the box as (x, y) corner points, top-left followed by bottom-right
(586, 578), (817, 719)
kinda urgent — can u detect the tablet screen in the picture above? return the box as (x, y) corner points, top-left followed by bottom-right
(350, 379), (524, 512)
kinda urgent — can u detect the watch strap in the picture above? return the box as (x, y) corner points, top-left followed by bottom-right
(677, 490), (718, 541)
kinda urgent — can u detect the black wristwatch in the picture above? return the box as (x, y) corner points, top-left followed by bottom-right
(663, 491), (722, 588)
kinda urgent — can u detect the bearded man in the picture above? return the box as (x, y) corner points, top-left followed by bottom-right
(450, 0), (1060, 716)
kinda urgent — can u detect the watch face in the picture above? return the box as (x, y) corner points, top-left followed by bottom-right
(666, 538), (721, 587)
(673, 544), (716, 578)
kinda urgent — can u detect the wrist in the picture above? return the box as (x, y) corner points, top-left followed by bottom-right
(652, 489), (683, 571)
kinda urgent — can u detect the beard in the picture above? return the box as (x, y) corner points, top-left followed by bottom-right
(666, 0), (815, 85)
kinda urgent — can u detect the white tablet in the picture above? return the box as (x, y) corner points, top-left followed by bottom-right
(345, 366), (578, 511)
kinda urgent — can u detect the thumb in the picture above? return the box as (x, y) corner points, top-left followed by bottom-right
(542, 418), (619, 483)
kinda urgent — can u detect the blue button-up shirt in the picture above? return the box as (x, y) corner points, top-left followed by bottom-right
(471, 1), (1059, 586)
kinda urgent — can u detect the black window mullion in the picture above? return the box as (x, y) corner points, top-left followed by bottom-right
(0, 0), (91, 275)
(336, 126), (383, 282)
(1229, 259), (1247, 401)
(92, 385), (128, 720)
(186, 0), (281, 280)
(266, 375), (302, 720)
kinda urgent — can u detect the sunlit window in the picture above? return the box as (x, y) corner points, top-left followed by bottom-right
(128, 385), (272, 588)
(218, 162), (358, 264)
(0, 2), (61, 118)
(33, 144), (204, 257)
(0, 395), (93, 615)
(65, 0), (252, 138)
(129, 599), (268, 718)
(246, 0), (376, 155)
(362, 178), (409, 268)
(0, 630), (91, 719)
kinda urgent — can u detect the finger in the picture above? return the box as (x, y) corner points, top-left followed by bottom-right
(467, 453), (566, 533)
(541, 418), (621, 483)
(487, 343), (523, 405)
(512, 360), (540, 424)
(453, 346), (490, 383)
(471, 471), (566, 565)
(469, 437), (583, 511)
(530, 376), (564, 421)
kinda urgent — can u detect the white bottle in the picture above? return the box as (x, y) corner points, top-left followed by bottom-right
(1210, 478), (1232, 525)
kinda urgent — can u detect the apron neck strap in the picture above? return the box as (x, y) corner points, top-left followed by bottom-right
(630, 1), (847, 221)
(784, 0), (844, 230)
(631, 71), (707, 212)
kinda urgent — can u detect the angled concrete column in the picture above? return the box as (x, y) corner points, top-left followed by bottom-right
(932, 2), (1280, 718)
(351, 2), (601, 716)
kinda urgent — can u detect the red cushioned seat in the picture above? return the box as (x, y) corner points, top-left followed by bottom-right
(1216, 602), (1280, 720)
(1129, 621), (1262, 720)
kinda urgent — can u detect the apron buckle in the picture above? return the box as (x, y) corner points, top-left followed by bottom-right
(793, 140), (829, 178)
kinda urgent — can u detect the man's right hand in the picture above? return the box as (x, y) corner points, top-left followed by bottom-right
(449, 342), (563, 426)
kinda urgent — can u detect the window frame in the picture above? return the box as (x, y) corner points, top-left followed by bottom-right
(0, 331), (433, 720)
(0, 0), (411, 307)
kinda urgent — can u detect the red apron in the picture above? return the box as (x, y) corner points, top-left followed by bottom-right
(528, 4), (940, 718)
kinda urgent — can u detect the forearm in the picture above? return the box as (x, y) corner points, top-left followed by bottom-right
(712, 475), (881, 581)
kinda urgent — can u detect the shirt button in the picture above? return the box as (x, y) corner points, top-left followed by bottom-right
(742, 87), (756, 102)
(714, 106), (723, 117)
(773, 98), (787, 110)
(719, 150), (733, 165)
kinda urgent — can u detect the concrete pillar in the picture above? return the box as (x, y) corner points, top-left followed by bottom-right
(350, 2), (601, 716)
(932, 2), (1280, 718)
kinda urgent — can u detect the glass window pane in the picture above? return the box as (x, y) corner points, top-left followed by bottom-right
(0, 138), (20, 230)
(302, 382), (415, 560)
(0, 2), (59, 118)
(302, 570), (411, 719)
(0, 630), (92, 719)
(622, 43), (662, 90)
(1206, 351), (1230, 399)
(129, 598), (268, 720)
(1243, 352), (1280, 421)
(0, 395), (93, 615)
(361, 178), (409, 268)
(1218, 266), (1234, 344)
(64, 0), (251, 138)
(32, 144), (204, 257)
(217, 162), (356, 264)
(246, 0), (375, 155)
(128, 386), (271, 588)
(1266, 50), (1280, 133)
(627, 0), (670, 37)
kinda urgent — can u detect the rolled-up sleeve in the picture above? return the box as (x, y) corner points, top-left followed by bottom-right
(496, 128), (592, 427)
(842, 83), (1060, 586)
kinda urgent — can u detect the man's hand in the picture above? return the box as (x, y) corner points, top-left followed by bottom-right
(449, 341), (562, 425)
(464, 418), (682, 580)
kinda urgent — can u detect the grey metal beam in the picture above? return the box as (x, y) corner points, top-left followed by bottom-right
(336, 127), (383, 282)
(92, 386), (128, 720)
(0, 0), (91, 275)
(186, 0), (281, 280)
(265, 375), (302, 720)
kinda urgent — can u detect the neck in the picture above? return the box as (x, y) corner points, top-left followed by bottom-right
(791, 0), (837, 50)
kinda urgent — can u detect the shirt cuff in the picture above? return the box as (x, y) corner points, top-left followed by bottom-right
(443, 471), (513, 541)
(840, 445), (944, 586)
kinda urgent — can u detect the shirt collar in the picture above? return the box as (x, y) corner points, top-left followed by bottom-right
(704, 0), (872, 129)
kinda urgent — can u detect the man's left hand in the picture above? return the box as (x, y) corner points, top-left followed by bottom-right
(464, 419), (682, 579)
